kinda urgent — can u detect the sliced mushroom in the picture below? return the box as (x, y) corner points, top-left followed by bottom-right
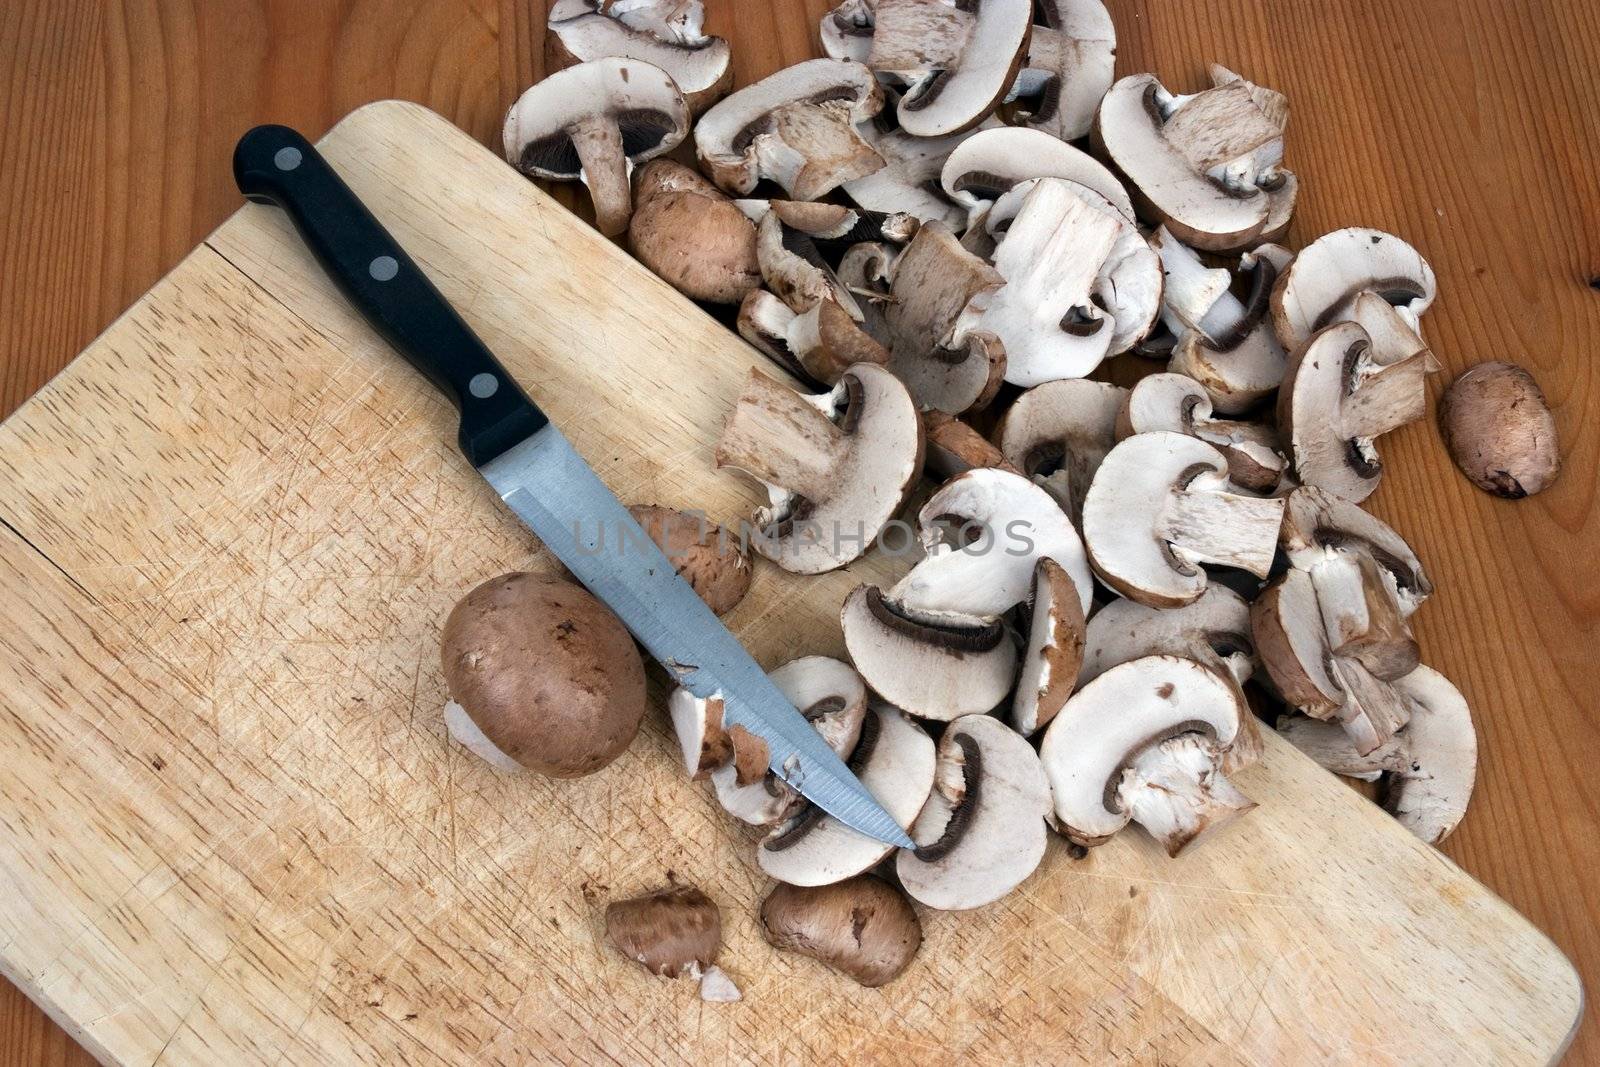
(923, 410), (1018, 480)
(605, 884), (721, 977)
(1116, 373), (1286, 493)
(1439, 361), (1561, 498)
(979, 178), (1122, 384)
(695, 58), (886, 199)
(760, 876), (922, 987)
(1082, 432), (1286, 608)
(1271, 227), (1437, 353)
(897, 714), (1052, 908)
(941, 125), (1133, 229)
(845, 121), (988, 226)
(736, 289), (890, 387)
(1011, 557), (1087, 736)
(715, 365), (923, 574)
(1003, 0), (1116, 141)
(865, 0), (1033, 137)
(667, 688), (730, 779)
(1276, 714), (1411, 780)
(841, 585), (1019, 721)
(993, 377), (1127, 523)
(889, 466), (1094, 620)
(626, 504), (752, 615)
(759, 704), (936, 885)
(629, 160), (760, 303)
(882, 222), (1007, 413)
(549, 0), (732, 113)
(1384, 665), (1477, 844)
(504, 58), (690, 235)
(1040, 655), (1254, 855)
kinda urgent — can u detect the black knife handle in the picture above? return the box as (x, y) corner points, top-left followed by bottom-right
(232, 124), (547, 467)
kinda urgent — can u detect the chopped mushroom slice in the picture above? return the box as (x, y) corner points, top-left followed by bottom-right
(667, 689), (730, 779)
(629, 160), (760, 303)
(605, 884), (722, 979)
(1081, 432), (1286, 608)
(865, 0), (1034, 137)
(1117, 373), (1286, 493)
(841, 586), (1019, 721)
(760, 876), (921, 987)
(736, 289), (889, 387)
(1281, 484), (1431, 614)
(993, 378), (1127, 522)
(889, 467), (1094, 619)
(1011, 558), (1087, 736)
(941, 125), (1132, 229)
(695, 59), (886, 198)
(845, 121), (988, 226)
(1277, 714), (1411, 780)
(504, 58), (690, 236)
(1040, 655), (1253, 855)
(1384, 666), (1477, 844)
(1003, 0), (1116, 141)
(819, 0), (877, 64)
(715, 365), (923, 574)
(1271, 227), (1437, 353)
(923, 410), (1018, 479)
(627, 504), (752, 615)
(759, 704), (936, 885)
(897, 714), (1053, 909)
(549, 0), (732, 113)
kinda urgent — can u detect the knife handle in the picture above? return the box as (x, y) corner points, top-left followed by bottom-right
(232, 124), (548, 467)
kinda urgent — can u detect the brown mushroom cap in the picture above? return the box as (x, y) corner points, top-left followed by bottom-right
(1438, 361), (1561, 498)
(627, 503), (752, 615)
(605, 885), (722, 978)
(760, 876), (921, 987)
(628, 161), (760, 304)
(440, 573), (646, 777)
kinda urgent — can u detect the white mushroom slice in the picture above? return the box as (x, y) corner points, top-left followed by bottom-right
(940, 125), (1132, 227)
(604, 0), (709, 42)
(1164, 238), (1294, 414)
(841, 586), (1019, 721)
(1165, 65), (1288, 194)
(1276, 714), (1411, 780)
(759, 704), (936, 885)
(753, 210), (864, 317)
(1040, 655), (1252, 854)
(993, 378), (1126, 523)
(695, 59), (886, 199)
(1082, 432), (1286, 608)
(889, 467), (1093, 619)
(1004, 0), (1115, 141)
(1011, 558), (1087, 736)
(1384, 666), (1477, 844)
(1278, 320), (1437, 503)
(716, 365), (922, 574)
(882, 222), (1007, 413)
(1280, 484), (1431, 617)
(866, 0), (1033, 137)
(845, 122), (987, 227)
(1306, 549), (1419, 682)
(896, 715), (1052, 908)
(503, 58), (690, 236)
(819, 0), (876, 64)
(548, 1), (732, 113)
(1271, 227), (1437, 352)
(667, 689), (731, 778)
(835, 241), (895, 341)
(736, 290), (889, 387)
(979, 179), (1121, 385)
(1117, 373), (1286, 493)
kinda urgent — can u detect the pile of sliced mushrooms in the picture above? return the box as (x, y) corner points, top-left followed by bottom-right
(447, 0), (1564, 994)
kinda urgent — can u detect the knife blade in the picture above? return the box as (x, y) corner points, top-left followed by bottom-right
(232, 124), (915, 850)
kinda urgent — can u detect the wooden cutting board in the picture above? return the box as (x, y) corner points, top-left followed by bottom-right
(0, 100), (1579, 1066)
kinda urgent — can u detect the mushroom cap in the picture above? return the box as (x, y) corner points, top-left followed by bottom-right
(758, 704), (936, 886)
(605, 885), (722, 978)
(993, 378), (1127, 522)
(1011, 557), (1087, 735)
(923, 409), (1018, 480)
(1278, 320), (1403, 502)
(1081, 585), (1255, 688)
(627, 504), (752, 615)
(1250, 567), (1344, 718)
(841, 585), (1019, 721)
(1438, 361), (1561, 498)
(1117, 373), (1286, 493)
(760, 875), (922, 987)
(1271, 227), (1436, 352)
(440, 573), (646, 778)
(1384, 665), (1477, 844)
(940, 125), (1133, 224)
(889, 466), (1094, 620)
(1005, 0), (1117, 141)
(871, 0), (1034, 137)
(1039, 654), (1243, 844)
(896, 714), (1053, 909)
(844, 122), (984, 227)
(548, 2), (733, 112)
(628, 160), (760, 304)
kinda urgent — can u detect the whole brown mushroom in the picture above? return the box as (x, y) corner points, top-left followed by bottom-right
(1438, 361), (1561, 498)
(759, 876), (921, 987)
(440, 572), (646, 777)
(627, 504), (753, 615)
(628, 160), (760, 304)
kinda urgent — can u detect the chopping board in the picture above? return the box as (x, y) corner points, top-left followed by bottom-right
(0, 100), (1579, 1066)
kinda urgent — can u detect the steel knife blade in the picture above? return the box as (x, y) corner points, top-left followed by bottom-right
(232, 124), (915, 850)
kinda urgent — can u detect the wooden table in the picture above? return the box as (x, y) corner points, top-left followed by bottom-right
(1, 1), (1594, 1063)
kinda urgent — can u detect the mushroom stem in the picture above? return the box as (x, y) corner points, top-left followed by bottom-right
(771, 100), (887, 200)
(1160, 487), (1285, 578)
(571, 115), (632, 235)
(1119, 734), (1256, 857)
(1341, 353), (1432, 441)
(1332, 655), (1416, 755)
(1277, 715), (1412, 779)
(715, 370), (847, 502)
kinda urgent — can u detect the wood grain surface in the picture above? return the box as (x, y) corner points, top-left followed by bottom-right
(0, 0), (1594, 1063)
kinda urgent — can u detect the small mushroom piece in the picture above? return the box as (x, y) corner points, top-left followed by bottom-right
(695, 59), (886, 199)
(841, 586), (1019, 721)
(628, 160), (760, 303)
(626, 504), (752, 615)
(1040, 655), (1255, 855)
(819, 0), (877, 64)
(441, 573), (646, 777)
(993, 378), (1127, 523)
(978, 178), (1123, 385)
(1003, 0), (1116, 141)
(882, 222), (1008, 413)
(760, 876), (921, 987)
(1439, 361), (1561, 498)
(1385, 665), (1478, 844)
(1081, 432), (1286, 608)
(666, 689), (730, 778)
(1278, 319), (1438, 503)
(1010, 558), (1087, 736)
(889, 467), (1094, 620)
(1276, 714), (1412, 780)
(736, 289), (890, 387)
(922, 410), (1018, 480)
(865, 0), (1033, 137)
(759, 704), (936, 885)
(940, 126), (1133, 229)
(715, 365), (923, 574)
(1117, 373), (1287, 493)
(503, 58), (690, 236)
(897, 714), (1053, 908)
(605, 884), (739, 1000)
(548, 0), (732, 113)
(1270, 227), (1437, 354)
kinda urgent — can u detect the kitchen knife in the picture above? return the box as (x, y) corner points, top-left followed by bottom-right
(232, 125), (915, 850)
